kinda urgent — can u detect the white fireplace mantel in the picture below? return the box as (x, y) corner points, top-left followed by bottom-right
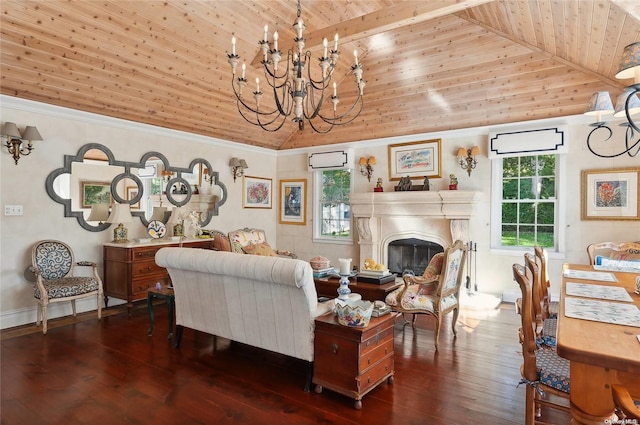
(350, 190), (480, 266)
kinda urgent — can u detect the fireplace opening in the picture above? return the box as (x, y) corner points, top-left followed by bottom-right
(387, 238), (444, 276)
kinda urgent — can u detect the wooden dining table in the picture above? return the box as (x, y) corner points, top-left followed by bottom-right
(556, 263), (640, 425)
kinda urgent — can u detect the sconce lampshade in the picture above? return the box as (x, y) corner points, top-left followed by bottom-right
(615, 42), (640, 82)
(239, 159), (248, 169)
(21, 126), (43, 141)
(229, 157), (241, 167)
(368, 156), (376, 165)
(470, 146), (481, 156)
(1, 122), (21, 138)
(456, 147), (467, 157)
(613, 88), (640, 118)
(358, 157), (367, 166)
(87, 203), (110, 223)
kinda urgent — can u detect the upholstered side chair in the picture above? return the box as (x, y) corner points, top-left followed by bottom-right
(227, 227), (297, 259)
(512, 263), (570, 424)
(31, 240), (103, 334)
(385, 240), (467, 350)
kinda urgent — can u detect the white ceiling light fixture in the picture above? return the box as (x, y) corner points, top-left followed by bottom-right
(227, 0), (365, 133)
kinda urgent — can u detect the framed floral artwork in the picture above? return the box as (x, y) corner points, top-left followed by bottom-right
(581, 167), (640, 220)
(242, 176), (272, 209)
(279, 179), (306, 225)
(388, 139), (442, 180)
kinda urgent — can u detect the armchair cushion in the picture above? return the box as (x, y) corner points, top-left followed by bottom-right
(242, 242), (278, 257)
(34, 277), (100, 299)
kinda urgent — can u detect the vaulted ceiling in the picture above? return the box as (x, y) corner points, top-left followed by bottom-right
(1, 1), (639, 150)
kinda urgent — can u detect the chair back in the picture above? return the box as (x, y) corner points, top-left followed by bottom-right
(512, 263), (538, 382)
(587, 242), (640, 265)
(533, 246), (551, 319)
(32, 240), (74, 280)
(435, 240), (467, 299)
(524, 253), (543, 326)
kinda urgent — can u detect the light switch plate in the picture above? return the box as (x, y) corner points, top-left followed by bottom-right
(4, 205), (23, 216)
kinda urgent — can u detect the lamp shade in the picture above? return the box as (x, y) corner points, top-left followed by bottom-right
(613, 88), (640, 118)
(21, 126), (42, 141)
(584, 91), (614, 115)
(87, 203), (110, 222)
(150, 206), (167, 222)
(229, 157), (241, 167)
(106, 203), (133, 224)
(166, 207), (185, 225)
(470, 146), (481, 156)
(368, 156), (376, 165)
(456, 147), (467, 157)
(1, 122), (21, 138)
(615, 42), (640, 82)
(358, 157), (367, 166)
(239, 159), (248, 169)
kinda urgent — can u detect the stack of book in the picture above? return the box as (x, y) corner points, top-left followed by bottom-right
(312, 267), (336, 278)
(358, 269), (397, 284)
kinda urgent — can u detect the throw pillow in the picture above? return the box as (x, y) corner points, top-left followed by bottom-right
(242, 242), (277, 256)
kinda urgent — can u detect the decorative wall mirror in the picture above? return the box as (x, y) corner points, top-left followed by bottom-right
(46, 143), (227, 232)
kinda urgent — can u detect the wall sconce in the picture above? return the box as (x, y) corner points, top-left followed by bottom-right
(161, 169), (173, 183)
(229, 157), (248, 182)
(202, 167), (213, 185)
(584, 42), (640, 157)
(1, 122), (43, 165)
(358, 156), (376, 181)
(456, 146), (480, 176)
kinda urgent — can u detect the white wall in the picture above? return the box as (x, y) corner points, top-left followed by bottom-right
(2, 95), (639, 329)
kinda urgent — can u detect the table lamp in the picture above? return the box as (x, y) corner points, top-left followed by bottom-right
(107, 203), (133, 243)
(87, 203), (109, 225)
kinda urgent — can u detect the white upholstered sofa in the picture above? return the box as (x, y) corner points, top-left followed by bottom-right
(154, 247), (332, 390)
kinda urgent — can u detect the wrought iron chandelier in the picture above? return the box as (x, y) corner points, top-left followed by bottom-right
(227, 0), (365, 133)
(584, 42), (640, 158)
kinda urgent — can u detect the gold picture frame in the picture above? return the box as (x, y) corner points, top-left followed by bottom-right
(581, 167), (640, 220)
(81, 181), (112, 208)
(126, 186), (141, 209)
(388, 139), (442, 180)
(279, 179), (306, 225)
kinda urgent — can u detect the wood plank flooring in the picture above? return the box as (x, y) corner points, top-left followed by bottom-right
(1, 303), (570, 424)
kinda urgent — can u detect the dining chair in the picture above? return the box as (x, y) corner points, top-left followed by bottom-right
(385, 240), (467, 350)
(533, 246), (558, 319)
(31, 240), (103, 334)
(586, 242), (640, 265)
(525, 252), (556, 348)
(612, 384), (640, 421)
(512, 264), (570, 424)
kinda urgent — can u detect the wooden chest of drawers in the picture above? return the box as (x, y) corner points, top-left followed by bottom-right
(313, 312), (396, 409)
(103, 239), (213, 308)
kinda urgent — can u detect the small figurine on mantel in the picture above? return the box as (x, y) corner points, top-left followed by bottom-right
(374, 177), (384, 192)
(422, 176), (430, 191)
(449, 174), (458, 190)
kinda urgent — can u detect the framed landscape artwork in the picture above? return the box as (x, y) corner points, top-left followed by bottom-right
(279, 179), (306, 225)
(243, 176), (272, 209)
(388, 139), (442, 180)
(581, 167), (640, 220)
(81, 181), (111, 208)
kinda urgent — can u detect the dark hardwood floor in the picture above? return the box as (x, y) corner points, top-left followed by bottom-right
(1, 302), (571, 424)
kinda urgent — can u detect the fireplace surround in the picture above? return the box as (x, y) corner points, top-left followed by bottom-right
(350, 191), (479, 270)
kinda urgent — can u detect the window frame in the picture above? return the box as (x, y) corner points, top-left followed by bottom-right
(312, 169), (354, 244)
(490, 153), (566, 256)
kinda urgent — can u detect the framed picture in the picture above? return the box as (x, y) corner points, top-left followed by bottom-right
(126, 186), (141, 209)
(81, 181), (112, 208)
(243, 176), (272, 209)
(581, 167), (640, 220)
(388, 139), (442, 180)
(279, 179), (307, 225)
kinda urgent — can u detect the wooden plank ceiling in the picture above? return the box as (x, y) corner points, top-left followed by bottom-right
(1, 0), (639, 150)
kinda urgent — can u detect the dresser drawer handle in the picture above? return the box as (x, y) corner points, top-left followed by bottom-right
(332, 343), (338, 355)
(374, 334), (379, 345)
(367, 377), (371, 384)
(385, 347), (388, 354)
(367, 357), (371, 365)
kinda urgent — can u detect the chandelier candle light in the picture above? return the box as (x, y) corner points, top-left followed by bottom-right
(227, 0), (365, 133)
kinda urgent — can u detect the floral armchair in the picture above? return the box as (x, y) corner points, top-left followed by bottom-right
(224, 228), (297, 259)
(30, 240), (103, 334)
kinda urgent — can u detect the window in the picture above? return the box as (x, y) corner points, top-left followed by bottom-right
(314, 169), (352, 242)
(492, 154), (563, 251)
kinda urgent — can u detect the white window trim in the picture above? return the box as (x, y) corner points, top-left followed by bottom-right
(312, 169), (354, 244)
(490, 154), (566, 256)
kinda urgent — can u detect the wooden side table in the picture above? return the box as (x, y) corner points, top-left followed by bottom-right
(147, 286), (175, 340)
(313, 312), (396, 409)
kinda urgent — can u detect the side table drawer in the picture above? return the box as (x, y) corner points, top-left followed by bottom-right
(358, 355), (394, 393)
(361, 325), (394, 355)
(359, 338), (393, 371)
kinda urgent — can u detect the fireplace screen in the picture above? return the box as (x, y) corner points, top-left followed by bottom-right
(387, 238), (444, 276)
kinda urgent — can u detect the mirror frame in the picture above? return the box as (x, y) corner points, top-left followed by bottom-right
(45, 143), (227, 232)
